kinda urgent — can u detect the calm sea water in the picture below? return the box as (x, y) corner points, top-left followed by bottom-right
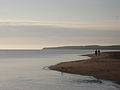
(0, 49), (119, 90)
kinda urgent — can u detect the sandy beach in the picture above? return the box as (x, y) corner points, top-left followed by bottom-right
(49, 51), (120, 83)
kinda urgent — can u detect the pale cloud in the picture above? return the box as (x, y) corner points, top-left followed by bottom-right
(0, 25), (119, 49)
(0, 20), (119, 30)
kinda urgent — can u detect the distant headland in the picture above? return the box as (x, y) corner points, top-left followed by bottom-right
(43, 45), (120, 50)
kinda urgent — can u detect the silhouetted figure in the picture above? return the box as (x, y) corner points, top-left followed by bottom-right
(95, 49), (97, 56)
(98, 50), (100, 56)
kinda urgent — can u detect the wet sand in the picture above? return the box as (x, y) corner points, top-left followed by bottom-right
(49, 51), (120, 83)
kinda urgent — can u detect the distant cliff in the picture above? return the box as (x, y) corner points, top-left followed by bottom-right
(43, 45), (120, 50)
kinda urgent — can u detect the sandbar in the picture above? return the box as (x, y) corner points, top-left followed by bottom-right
(49, 51), (120, 83)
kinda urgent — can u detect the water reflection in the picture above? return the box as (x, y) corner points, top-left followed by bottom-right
(0, 49), (119, 90)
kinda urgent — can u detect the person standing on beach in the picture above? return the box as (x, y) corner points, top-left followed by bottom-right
(98, 49), (100, 56)
(95, 49), (97, 56)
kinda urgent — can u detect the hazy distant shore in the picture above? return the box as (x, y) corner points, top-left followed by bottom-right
(49, 51), (120, 83)
(43, 45), (120, 50)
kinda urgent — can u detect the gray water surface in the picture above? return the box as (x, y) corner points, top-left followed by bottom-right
(0, 49), (119, 90)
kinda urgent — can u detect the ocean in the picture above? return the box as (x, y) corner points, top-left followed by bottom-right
(0, 49), (119, 90)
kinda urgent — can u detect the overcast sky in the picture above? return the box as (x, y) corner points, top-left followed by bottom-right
(0, 0), (120, 49)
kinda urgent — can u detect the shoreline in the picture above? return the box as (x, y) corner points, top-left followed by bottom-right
(49, 51), (120, 84)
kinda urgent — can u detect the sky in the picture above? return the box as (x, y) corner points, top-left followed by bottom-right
(0, 0), (120, 49)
